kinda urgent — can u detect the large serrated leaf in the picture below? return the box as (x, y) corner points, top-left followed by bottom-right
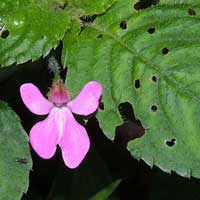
(0, 101), (32, 199)
(63, 0), (200, 177)
(0, 0), (70, 67)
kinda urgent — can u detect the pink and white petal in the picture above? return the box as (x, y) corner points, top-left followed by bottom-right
(30, 107), (62, 159)
(67, 81), (102, 116)
(59, 107), (90, 169)
(20, 83), (53, 115)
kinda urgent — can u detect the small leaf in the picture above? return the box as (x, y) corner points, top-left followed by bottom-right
(89, 179), (121, 200)
(0, 101), (32, 199)
(63, 0), (200, 177)
(0, 0), (70, 67)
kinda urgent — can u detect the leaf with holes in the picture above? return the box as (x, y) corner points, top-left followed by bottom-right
(0, 0), (70, 67)
(63, 0), (200, 178)
(0, 101), (32, 199)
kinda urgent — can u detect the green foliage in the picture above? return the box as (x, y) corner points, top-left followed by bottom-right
(0, 101), (32, 199)
(62, 18), (81, 68)
(63, 0), (200, 177)
(67, 0), (117, 15)
(0, 0), (70, 67)
(0, 0), (117, 67)
(89, 180), (120, 200)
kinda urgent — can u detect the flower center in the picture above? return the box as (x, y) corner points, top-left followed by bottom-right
(48, 80), (70, 104)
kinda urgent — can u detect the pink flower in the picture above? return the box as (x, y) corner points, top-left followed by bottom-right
(20, 80), (102, 168)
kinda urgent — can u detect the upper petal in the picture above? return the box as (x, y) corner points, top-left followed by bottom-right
(20, 83), (53, 115)
(30, 107), (64, 159)
(59, 107), (90, 168)
(67, 81), (102, 116)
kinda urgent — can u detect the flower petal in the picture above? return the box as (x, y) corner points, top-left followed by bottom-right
(59, 107), (90, 168)
(30, 107), (63, 159)
(20, 83), (53, 115)
(67, 81), (102, 116)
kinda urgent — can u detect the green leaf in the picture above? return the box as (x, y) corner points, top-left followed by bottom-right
(67, 0), (117, 16)
(89, 179), (120, 200)
(63, 0), (200, 177)
(0, 101), (32, 199)
(0, 0), (70, 67)
(61, 18), (81, 68)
